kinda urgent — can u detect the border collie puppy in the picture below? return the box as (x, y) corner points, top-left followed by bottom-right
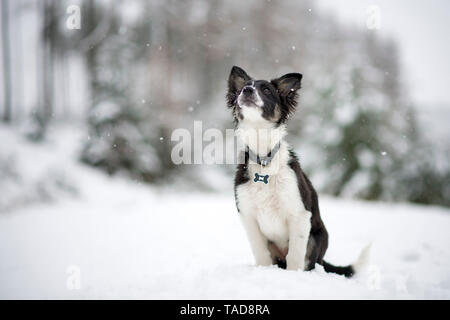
(227, 66), (369, 276)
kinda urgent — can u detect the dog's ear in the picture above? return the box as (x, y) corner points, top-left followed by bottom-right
(228, 66), (252, 93)
(227, 66), (252, 108)
(271, 73), (302, 116)
(271, 73), (302, 95)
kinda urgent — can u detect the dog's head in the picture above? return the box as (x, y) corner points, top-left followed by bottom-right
(227, 66), (302, 126)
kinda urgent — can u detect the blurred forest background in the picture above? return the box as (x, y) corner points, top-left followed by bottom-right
(0, 0), (449, 207)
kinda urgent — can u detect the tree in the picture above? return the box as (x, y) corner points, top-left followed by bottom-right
(80, 0), (162, 182)
(1, 0), (12, 122)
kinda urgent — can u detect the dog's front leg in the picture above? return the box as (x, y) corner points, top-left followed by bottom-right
(240, 214), (272, 266)
(286, 211), (312, 271)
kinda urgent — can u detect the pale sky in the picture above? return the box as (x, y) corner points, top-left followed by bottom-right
(316, 0), (450, 107)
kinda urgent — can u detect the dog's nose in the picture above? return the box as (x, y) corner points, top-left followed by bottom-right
(242, 86), (254, 95)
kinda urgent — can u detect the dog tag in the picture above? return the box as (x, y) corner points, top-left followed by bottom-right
(254, 173), (269, 184)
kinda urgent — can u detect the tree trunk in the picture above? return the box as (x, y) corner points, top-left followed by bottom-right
(41, 0), (56, 122)
(1, 0), (12, 122)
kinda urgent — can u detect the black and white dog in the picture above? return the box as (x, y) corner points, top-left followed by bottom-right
(227, 66), (369, 277)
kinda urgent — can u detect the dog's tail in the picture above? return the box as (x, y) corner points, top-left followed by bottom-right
(320, 243), (372, 278)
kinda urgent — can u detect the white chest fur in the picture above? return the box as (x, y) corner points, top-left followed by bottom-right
(236, 145), (305, 250)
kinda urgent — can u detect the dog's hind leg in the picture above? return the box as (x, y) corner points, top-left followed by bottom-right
(305, 227), (329, 271)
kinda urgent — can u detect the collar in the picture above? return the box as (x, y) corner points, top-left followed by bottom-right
(246, 142), (281, 167)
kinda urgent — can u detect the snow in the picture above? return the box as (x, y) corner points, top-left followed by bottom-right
(1, 125), (450, 299)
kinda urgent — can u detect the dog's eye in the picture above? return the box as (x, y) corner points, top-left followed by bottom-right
(263, 88), (271, 95)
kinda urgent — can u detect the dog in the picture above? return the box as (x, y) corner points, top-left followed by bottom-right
(227, 66), (369, 276)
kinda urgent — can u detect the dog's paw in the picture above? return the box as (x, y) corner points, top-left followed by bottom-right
(255, 255), (273, 267)
(286, 254), (305, 271)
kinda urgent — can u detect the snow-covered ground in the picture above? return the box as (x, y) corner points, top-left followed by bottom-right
(0, 125), (449, 299)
